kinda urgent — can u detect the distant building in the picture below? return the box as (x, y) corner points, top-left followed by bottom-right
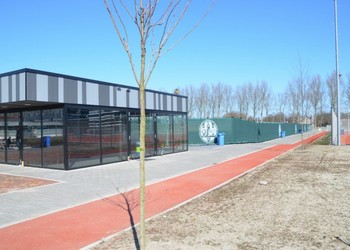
(0, 69), (188, 170)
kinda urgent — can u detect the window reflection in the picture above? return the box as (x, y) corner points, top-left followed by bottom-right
(6, 112), (20, 164)
(0, 113), (5, 162)
(101, 110), (128, 164)
(157, 115), (173, 155)
(130, 113), (155, 159)
(174, 114), (188, 152)
(42, 109), (64, 169)
(67, 108), (101, 169)
(22, 110), (42, 167)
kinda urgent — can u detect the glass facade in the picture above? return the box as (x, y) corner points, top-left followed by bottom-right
(22, 110), (42, 167)
(66, 107), (102, 169)
(174, 114), (188, 152)
(6, 112), (20, 165)
(157, 115), (173, 155)
(0, 113), (5, 162)
(42, 109), (64, 169)
(129, 113), (155, 158)
(0, 106), (187, 170)
(100, 110), (128, 164)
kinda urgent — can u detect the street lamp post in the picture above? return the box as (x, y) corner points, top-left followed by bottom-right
(334, 0), (341, 145)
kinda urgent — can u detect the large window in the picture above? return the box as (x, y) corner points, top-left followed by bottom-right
(6, 112), (20, 164)
(101, 110), (128, 164)
(129, 113), (155, 158)
(174, 114), (188, 152)
(22, 110), (42, 167)
(42, 109), (64, 169)
(0, 113), (5, 162)
(157, 115), (173, 155)
(67, 107), (101, 169)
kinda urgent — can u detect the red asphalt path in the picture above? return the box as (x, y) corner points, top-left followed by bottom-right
(0, 132), (326, 250)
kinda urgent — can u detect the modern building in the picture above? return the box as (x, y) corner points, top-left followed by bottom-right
(0, 69), (188, 170)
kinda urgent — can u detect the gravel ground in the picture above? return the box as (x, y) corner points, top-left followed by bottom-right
(93, 144), (350, 250)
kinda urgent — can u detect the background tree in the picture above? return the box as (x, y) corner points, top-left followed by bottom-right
(295, 60), (310, 124)
(308, 75), (322, 127)
(197, 82), (210, 118)
(259, 81), (270, 122)
(214, 82), (225, 117)
(235, 83), (249, 119)
(103, 1), (214, 248)
(327, 71), (337, 111)
(318, 81), (327, 126)
(287, 81), (299, 123)
(182, 84), (197, 118)
(251, 82), (260, 121)
(222, 84), (235, 116)
(276, 92), (287, 122)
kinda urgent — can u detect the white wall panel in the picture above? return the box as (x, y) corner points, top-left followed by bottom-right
(109, 86), (114, 106)
(146, 92), (153, 109)
(86, 82), (99, 105)
(129, 89), (138, 108)
(172, 96), (177, 112)
(1, 77), (9, 102)
(77, 81), (83, 104)
(36, 74), (48, 101)
(167, 96), (172, 111)
(117, 88), (127, 107)
(19, 73), (25, 100)
(58, 78), (64, 102)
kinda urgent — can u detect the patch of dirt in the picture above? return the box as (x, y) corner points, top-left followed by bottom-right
(94, 145), (350, 249)
(0, 174), (56, 194)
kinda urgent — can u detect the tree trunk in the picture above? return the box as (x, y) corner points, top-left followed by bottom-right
(139, 82), (146, 250)
(139, 5), (147, 248)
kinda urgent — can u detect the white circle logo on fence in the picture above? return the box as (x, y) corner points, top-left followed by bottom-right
(199, 119), (218, 144)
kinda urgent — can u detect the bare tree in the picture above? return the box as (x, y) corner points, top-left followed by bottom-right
(182, 84), (197, 118)
(287, 59), (310, 124)
(259, 81), (269, 122)
(276, 92), (287, 122)
(295, 60), (310, 123)
(197, 82), (210, 118)
(345, 74), (350, 107)
(245, 82), (253, 119)
(235, 83), (249, 119)
(308, 75), (322, 127)
(208, 83), (217, 118)
(103, 1), (214, 248)
(251, 82), (260, 121)
(327, 71), (337, 111)
(222, 84), (234, 116)
(318, 81), (327, 126)
(214, 82), (225, 118)
(287, 81), (299, 123)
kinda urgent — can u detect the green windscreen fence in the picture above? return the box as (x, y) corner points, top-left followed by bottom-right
(189, 118), (312, 145)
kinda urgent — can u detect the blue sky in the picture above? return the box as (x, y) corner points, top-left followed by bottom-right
(1, 0), (349, 94)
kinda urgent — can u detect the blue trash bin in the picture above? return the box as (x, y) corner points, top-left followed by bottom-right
(281, 131), (286, 138)
(217, 133), (224, 145)
(42, 136), (51, 147)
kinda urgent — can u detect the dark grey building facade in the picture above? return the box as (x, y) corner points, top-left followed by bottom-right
(0, 69), (188, 170)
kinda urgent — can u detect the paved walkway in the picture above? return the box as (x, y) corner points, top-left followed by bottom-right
(0, 131), (326, 249)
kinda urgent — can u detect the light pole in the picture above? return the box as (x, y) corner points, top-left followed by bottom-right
(334, 0), (341, 145)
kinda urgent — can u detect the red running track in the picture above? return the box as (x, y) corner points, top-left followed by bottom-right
(0, 132), (326, 250)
